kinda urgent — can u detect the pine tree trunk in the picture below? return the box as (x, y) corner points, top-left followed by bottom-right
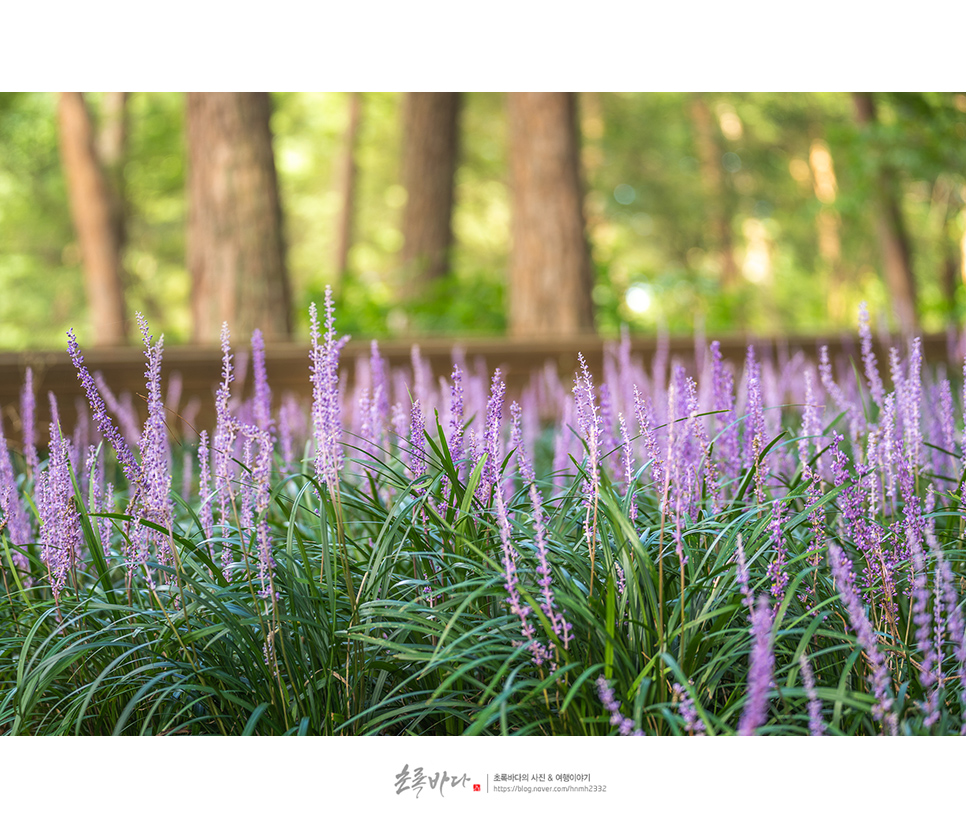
(400, 92), (460, 294)
(57, 92), (128, 345)
(96, 91), (129, 254)
(689, 95), (738, 289)
(807, 136), (846, 322)
(187, 92), (292, 343)
(852, 92), (918, 332)
(334, 92), (362, 278)
(507, 92), (595, 337)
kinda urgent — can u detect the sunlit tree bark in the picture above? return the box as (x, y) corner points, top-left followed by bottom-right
(97, 92), (129, 246)
(689, 94), (738, 289)
(187, 92), (292, 343)
(399, 92), (460, 295)
(507, 92), (595, 337)
(807, 136), (847, 322)
(334, 92), (362, 278)
(852, 92), (918, 332)
(57, 91), (128, 345)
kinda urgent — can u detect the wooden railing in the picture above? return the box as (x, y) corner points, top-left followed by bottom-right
(1, 331), (960, 446)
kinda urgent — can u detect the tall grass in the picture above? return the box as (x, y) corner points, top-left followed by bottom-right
(2, 297), (965, 735)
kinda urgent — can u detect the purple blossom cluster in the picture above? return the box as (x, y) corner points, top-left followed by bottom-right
(7, 294), (966, 735)
(738, 594), (775, 736)
(829, 542), (898, 735)
(595, 676), (643, 736)
(672, 682), (706, 736)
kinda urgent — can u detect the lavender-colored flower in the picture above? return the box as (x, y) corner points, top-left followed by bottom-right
(686, 374), (721, 514)
(735, 535), (754, 615)
(633, 385), (665, 490)
(596, 676), (643, 736)
(481, 368), (506, 502)
(900, 337), (923, 473)
(858, 301), (885, 409)
(448, 363), (466, 480)
(672, 682), (706, 736)
(574, 354), (602, 562)
(37, 425), (81, 600)
(618, 413), (637, 523)
(197, 429), (214, 546)
(494, 485), (549, 666)
(709, 340), (739, 484)
(798, 653), (824, 736)
(20, 366), (39, 478)
(799, 369), (825, 477)
(310, 289), (350, 493)
(131, 313), (174, 568)
(67, 329), (140, 486)
(251, 329), (274, 437)
(213, 322), (239, 578)
(0, 413), (32, 568)
(742, 347), (767, 503)
(828, 542), (898, 735)
(241, 424), (276, 598)
(738, 594), (775, 736)
(513, 408), (571, 652)
(409, 399), (427, 481)
(933, 542), (966, 733)
(238, 432), (255, 535)
(766, 499), (789, 604)
(909, 531), (940, 725)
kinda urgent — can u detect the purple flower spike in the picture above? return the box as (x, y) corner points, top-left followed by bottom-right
(909, 529), (940, 728)
(618, 413), (637, 523)
(933, 542), (966, 733)
(133, 313), (173, 566)
(251, 329), (274, 437)
(21, 367), (39, 478)
(738, 594), (775, 736)
(494, 485), (550, 666)
(596, 676), (643, 736)
(481, 368), (506, 501)
(829, 542), (898, 735)
(37, 426), (82, 600)
(310, 288), (350, 493)
(0, 412), (32, 566)
(798, 653), (824, 736)
(409, 399), (427, 481)
(672, 682), (706, 736)
(766, 499), (788, 604)
(67, 329), (140, 486)
(858, 301), (885, 409)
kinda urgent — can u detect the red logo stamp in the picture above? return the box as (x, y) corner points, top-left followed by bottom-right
(473, 784), (481, 792)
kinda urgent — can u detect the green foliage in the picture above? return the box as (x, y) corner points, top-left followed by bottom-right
(3, 409), (963, 736)
(2, 92), (966, 346)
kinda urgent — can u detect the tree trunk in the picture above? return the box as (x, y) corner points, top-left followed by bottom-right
(807, 136), (846, 322)
(689, 95), (738, 289)
(186, 92), (292, 343)
(57, 92), (128, 345)
(334, 92), (363, 278)
(400, 92), (460, 294)
(852, 92), (918, 332)
(96, 91), (129, 254)
(507, 92), (595, 337)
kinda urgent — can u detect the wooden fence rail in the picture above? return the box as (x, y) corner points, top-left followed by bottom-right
(1, 331), (961, 447)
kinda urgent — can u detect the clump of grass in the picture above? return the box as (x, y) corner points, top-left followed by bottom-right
(2, 296), (966, 736)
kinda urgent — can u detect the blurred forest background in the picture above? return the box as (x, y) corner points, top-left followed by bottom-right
(1, 91), (965, 350)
